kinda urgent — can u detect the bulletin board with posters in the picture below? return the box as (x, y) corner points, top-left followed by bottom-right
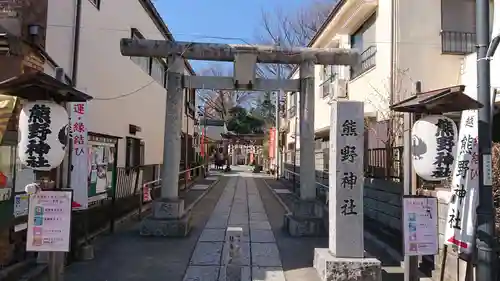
(403, 196), (438, 256)
(87, 133), (119, 204)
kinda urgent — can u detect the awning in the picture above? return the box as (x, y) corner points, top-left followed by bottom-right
(390, 85), (482, 113)
(0, 72), (92, 102)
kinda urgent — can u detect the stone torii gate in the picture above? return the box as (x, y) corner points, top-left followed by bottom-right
(119, 39), (358, 238)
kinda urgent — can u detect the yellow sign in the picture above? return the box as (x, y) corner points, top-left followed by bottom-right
(0, 95), (17, 145)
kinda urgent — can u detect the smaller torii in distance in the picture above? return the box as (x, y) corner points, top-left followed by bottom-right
(119, 38), (359, 237)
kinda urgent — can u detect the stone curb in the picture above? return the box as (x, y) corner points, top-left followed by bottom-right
(185, 175), (222, 213)
(261, 179), (292, 214)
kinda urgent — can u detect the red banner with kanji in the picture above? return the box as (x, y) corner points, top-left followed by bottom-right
(268, 127), (276, 159)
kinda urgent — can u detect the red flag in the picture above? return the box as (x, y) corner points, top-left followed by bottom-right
(268, 127), (276, 159)
(72, 201), (82, 208)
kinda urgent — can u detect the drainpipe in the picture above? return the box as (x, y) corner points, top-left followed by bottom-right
(71, 0), (82, 87)
(389, 0), (396, 104)
(66, 0), (82, 188)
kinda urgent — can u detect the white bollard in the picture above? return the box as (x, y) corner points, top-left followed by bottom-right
(225, 226), (243, 281)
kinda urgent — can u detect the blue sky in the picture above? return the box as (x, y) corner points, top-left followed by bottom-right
(153, 0), (311, 72)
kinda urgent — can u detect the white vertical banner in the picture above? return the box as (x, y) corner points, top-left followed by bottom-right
(69, 102), (88, 210)
(443, 110), (479, 254)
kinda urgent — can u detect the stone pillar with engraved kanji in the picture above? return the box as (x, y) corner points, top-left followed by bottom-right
(313, 100), (382, 281)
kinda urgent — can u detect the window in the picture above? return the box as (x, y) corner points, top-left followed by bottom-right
(125, 137), (144, 170)
(89, 0), (101, 9)
(130, 28), (151, 74)
(151, 59), (166, 86)
(349, 13), (377, 79)
(288, 92), (297, 118)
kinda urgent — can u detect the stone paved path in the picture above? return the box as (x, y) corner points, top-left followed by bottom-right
(29, 166), (411, 281)
(183, 174), (286, 281)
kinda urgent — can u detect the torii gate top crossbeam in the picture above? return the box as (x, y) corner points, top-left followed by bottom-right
(120, 39), (359, 66)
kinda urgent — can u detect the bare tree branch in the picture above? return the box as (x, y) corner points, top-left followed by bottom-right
(197, 65), (259, 121)
(255, 0), (332, 79)
(363, 68), (414, 180)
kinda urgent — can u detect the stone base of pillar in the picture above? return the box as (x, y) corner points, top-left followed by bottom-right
(283, 199), (326, 237)
(139, 198), (191, 237)
(313, 248), (382, 281)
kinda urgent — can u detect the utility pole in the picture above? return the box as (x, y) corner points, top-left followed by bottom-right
(403, 82), (420, 281)
(275, 40), (281, 180)
(475, 0), (496, 278)
(47, 67), (66, 281)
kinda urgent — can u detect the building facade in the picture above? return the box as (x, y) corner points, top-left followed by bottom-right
(284, 0), (477, 155)
(0, 0), (196, 268)
(281, 0), (485, 279)
(46, 0), (196, 167)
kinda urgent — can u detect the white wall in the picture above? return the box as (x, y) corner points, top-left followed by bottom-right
(461, 52), (500, 102)
(396, 0), (464, 96)
(45, 0), (195, 166)
(45, 0), (76, 78)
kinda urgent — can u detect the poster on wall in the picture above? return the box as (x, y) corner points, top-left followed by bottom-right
(70, 102), (88, 210)
(88, 143), (114, 203)
(403, 196), (438, 256)
(14, 193), (30, 217)
(26, 190), (72, 252)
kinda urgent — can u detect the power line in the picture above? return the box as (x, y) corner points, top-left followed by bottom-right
(45, 24), (450, 47)
(93, 42), (194, 101)
(45, 24), (257, 45)
(92, 80), (156, 100)
(61, 31), (300, 101)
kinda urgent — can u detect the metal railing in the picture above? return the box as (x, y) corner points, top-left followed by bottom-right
(364, 147), (404, 182)
(282, 168), (329, 206)
(287, 106), (296, 118)
(350, 45), (376, 80)
(138, 164), (208, 218)
(441, 30), (476, 54)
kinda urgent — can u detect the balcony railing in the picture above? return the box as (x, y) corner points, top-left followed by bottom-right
(441, 30), (476, 54)
(287, 105), (296, 118)
(350, 45), (376, 80)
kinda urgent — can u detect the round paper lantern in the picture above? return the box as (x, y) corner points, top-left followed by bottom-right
(411, 115), (458, 181)
(18, 101), (69, 171)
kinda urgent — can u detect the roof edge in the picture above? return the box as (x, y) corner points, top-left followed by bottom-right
(288, 0), (348, 79)
(138, 0), (196, 75)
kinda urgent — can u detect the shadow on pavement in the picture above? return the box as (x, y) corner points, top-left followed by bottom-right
(260, 178), (417, 281)
(255, 178), (326, 281)
(33, 177), (229, 281)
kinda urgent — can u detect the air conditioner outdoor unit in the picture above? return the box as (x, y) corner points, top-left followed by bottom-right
(331, 78), (348, 99)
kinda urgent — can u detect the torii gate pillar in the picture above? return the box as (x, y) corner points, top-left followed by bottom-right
(139, 55), (189, 237)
